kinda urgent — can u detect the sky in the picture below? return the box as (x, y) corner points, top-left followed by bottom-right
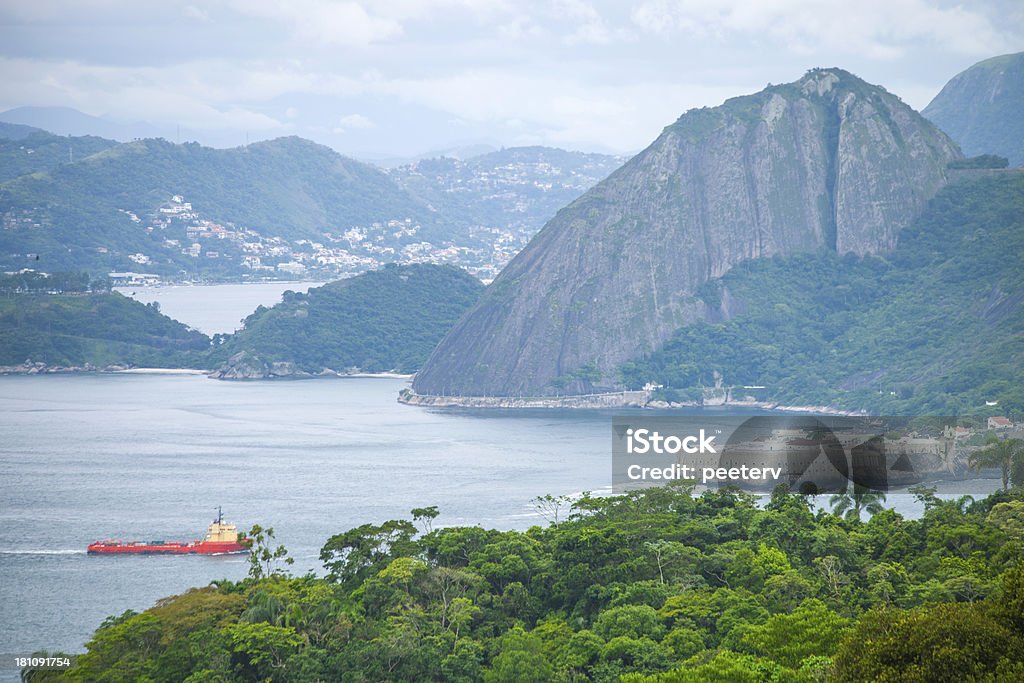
(0, 0), (1022, 159)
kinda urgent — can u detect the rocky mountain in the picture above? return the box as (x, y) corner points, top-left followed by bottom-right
(412, 68), (961, 398)
(923, 52), (1024, 166)
(620, 171), (1024, 414)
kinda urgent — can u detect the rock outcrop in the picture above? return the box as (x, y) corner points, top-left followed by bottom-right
(924, 52), (1024, 166)
(412, 68), (960, 398)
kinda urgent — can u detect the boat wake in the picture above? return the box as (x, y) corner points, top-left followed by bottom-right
(0, 549), (86, 555)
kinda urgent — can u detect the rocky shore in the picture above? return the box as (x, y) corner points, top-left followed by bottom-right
(398, 389), (649, 409)
(398, 388), (866, 415)
(208, 351), (413, 381)
(0, 361), (131, 374)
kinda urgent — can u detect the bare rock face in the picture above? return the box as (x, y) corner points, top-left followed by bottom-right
(413, 68), (960, 398)
(923, 52), (1024, 166)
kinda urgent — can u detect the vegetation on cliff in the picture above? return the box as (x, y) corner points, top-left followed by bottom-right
(30, 484), (1024, 681)
(621, 172), (1024, 415)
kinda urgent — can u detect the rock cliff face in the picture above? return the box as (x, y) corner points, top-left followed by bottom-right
(923, 52), (1024, 166)
(412, 69), (960, 398)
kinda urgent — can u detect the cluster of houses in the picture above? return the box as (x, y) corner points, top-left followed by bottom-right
(118, 195), (513, 281)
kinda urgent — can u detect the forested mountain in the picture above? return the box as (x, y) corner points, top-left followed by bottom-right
(413, 68), (961, 399)
(0, 264), (483, 376)
(0, 291), (209, 369)
(0, 130), (119, 183)
(924, 52), (1024, 166)
(0, 136), (434, 276)
(208, 264), (484, 377)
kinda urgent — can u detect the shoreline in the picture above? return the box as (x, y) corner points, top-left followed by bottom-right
(397, 389), (866, 415)
(0, 362), (412, 380)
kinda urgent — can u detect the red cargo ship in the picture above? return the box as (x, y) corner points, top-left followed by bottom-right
(88, 508), (249, 555)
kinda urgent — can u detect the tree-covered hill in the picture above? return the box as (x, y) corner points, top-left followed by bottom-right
(620, 171), (1024, 415)
(208, 263), (484, 377)
(0, 136), (436, 275)
(0, 291), (209, 369)
(30, 484), (1024, 681)
(0, 130), (118, 183)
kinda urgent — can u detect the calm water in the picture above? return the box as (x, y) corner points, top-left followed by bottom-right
(0, 373), (616, 664)
(114, 281), (326, 334)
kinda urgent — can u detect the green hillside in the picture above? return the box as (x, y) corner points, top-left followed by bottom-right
(209, 264), (484, 376)
(0, 136), (434, 275)
(0, 131), (118, 183)
(621, 171), (1024, 414)
(0, 291), (209, 369)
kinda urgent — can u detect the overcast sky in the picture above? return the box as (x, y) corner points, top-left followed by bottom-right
(1, 0), (1021, 158)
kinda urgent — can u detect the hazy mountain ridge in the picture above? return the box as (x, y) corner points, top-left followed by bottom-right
(924, 52), (1024, 166)
(412, 68), (962, 398)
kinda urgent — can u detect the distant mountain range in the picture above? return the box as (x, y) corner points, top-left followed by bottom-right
(0, 106), (170, 142)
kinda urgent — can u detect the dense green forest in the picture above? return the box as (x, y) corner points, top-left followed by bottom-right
(0, 291), (209, 368)
(621, 172), (1024, 415)
(29, 484), (1024, 681)
(208, 264), (484, 375)
(0, 131), (118, 183)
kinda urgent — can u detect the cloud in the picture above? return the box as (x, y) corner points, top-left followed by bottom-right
(0, 1), (1018, 154)
(183, 4), (209, 22)
(0, 57), (288, 131)
(335, 113), (374, 132)
(630, 0), (1015, 58)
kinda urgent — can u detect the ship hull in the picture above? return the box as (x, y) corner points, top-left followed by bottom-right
(87, 541), (247, 555)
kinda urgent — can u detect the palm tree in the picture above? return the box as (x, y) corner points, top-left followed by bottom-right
(829, 483), (887, 522)
(969, 436), (1024, 490)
